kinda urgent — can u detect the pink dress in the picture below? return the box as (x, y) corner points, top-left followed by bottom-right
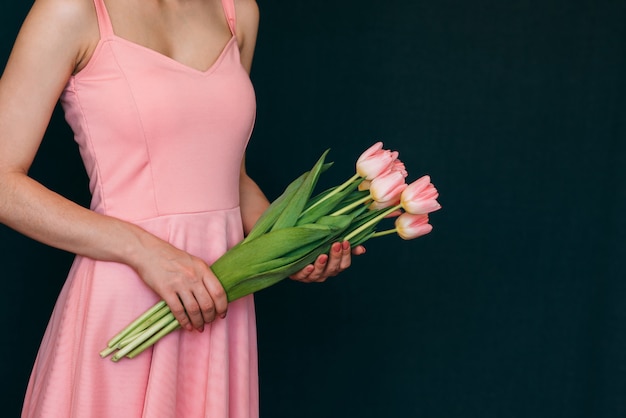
(22, 0), (258, 416)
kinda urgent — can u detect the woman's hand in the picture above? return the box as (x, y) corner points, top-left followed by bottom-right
(133, 237), (228, 332)
(289, 241), (366, 283)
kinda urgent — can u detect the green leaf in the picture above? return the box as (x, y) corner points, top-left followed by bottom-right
(226, 240), (334, 301)
(314, 214), (353, 229)
(213, 223), (334, 288)
(302, 185), (338, 210)
(342, 189), (371, 206)
(244, 172), (307, 242)
(245, 160), (334, 242)
(270, 150), (330, 231)
(341, 206), (392, 243)
(297, 184), (361, 225)
(352, 207), (388, 228)
(220, 215), (354, 301)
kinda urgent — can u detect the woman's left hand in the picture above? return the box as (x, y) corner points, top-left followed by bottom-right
(289, 241), (366, 283)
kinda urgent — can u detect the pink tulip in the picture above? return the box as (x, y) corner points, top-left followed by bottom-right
(400, 175), (441, 215)
(395, 213), (433, 240)
(369, 170), (407, 204)
(389, 158), (408, 179)
(364, 157), (408, 195)
(356, 142), (398, 180)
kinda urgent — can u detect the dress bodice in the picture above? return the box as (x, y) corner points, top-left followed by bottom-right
(60, 0), (256, 221)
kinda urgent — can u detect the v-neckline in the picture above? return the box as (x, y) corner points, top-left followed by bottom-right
(99, 0), (236, 76)
(110, 34), (236, 75)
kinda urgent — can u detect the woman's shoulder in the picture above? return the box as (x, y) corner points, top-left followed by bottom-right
(30, 0), (97, 26)
(234, 0), (260, 31)
(26, 0), (100, 72)
(26, 0), (98, 47)
(233, 0), (259, 45)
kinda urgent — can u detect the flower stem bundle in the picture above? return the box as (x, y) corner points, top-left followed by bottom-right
(100, 143), (441, 361)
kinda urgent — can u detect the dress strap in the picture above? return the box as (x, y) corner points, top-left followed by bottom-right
(92, 0), (115, 39)
(220, 0), (237, 36)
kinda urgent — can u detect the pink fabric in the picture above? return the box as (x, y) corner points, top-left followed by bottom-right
(21, 0), (258, 416)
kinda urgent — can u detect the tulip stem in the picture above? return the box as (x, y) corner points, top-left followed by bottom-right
(343, 204), (401, 242)
(115, 305), (171, 348)
(111, 313), (176, 362)
(329, 195), (371, 216)
(371, 228), (398, 238)
(334, 173), (362, 194)
(126, 320), (181, 359)
(302, 173), (361, 215)
(104, 300), (167, 350)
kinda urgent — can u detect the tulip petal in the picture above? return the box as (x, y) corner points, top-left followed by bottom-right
(400, 175), (441, 215)
(395, 213), (433, 240)
(356, 142), (383, 164)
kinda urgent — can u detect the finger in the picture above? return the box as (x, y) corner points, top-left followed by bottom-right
(164, 294), (193, 332)
(338, 241), (352, 270)
(203, 272), (228, 319)
(290, 264), (315, 282)
(177, 291), (205, 330)
(352, 245), (366, 256)
(192, 288), (216, 326)
(323, 242), (344, 276)
(308, 253), (329, 282)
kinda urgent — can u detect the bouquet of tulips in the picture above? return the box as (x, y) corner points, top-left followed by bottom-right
(100, 142), (441, 361)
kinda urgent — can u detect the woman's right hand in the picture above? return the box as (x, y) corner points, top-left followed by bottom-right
(131, 237), (228, 332)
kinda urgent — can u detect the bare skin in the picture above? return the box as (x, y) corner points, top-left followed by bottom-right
(0, 0), (364, 333)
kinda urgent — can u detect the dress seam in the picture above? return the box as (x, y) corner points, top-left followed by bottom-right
(107, 41), (161, 215)
(66, 80), (108, 215)
(127, 205), (242, 224)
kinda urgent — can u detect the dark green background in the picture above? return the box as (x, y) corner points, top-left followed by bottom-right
(1, 1), (625, 417)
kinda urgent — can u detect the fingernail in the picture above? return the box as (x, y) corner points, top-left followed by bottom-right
(342, 241), (350, 250)
(307, 265), (315, 273)
(333, 243), (342, 252)
(198, 326), (204, 333)
(220, 311), (227, 319)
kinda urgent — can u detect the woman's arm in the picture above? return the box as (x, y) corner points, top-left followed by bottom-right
(235, 0), (364, 283)
(0, 0), (226, 331)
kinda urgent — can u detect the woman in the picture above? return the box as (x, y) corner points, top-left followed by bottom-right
(0, 0), (363, 416)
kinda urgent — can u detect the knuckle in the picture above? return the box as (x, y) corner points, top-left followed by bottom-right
(170, 306), (186, 317)
(212, 287), (226, 300)
(200, 302), (215, 313)
(186, 305), (201, 316)
(176, 315), (189, 326)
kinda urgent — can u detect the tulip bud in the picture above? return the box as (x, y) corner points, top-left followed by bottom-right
(369, 170), (407, 204)
(395, 213), (432, 240)
(400, 175), (441, 215)
(356, 142), (397, 180)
